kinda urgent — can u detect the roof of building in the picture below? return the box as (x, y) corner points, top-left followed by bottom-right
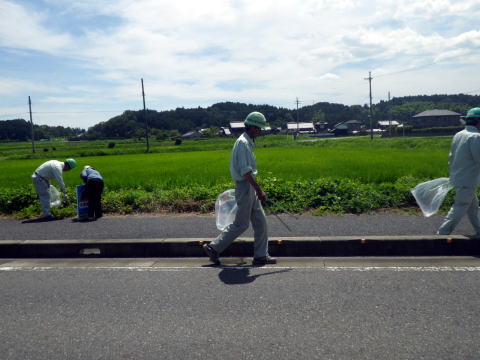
(286, 122), (315, 130)
(230, 121), (245, 129)
(344, 120), (363, 124)
(413, 109), (461, 117)
(181, 130), (202, 138)
(378, 120), (400, 126)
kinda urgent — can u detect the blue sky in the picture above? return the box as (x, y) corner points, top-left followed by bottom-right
(1, 0), (479, 129)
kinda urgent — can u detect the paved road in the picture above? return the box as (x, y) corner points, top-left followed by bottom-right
(1, 262), (479, 360)
(0, 213), (478, 240)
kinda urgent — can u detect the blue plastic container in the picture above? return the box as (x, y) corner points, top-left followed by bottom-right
(76, 185), (89, 219)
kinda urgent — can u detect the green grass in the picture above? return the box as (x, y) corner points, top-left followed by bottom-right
(0, 144), (449, 190)
(0, 134), (452, 159)
(0, 135), (454, 217)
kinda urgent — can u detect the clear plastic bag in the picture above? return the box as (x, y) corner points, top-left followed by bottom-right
(411, 177), (453, 217)
(215, 189), (237, 230)
(48, 185), (62, 208)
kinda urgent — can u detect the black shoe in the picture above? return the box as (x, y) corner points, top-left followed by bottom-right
(252, 256), (277, 266)
(203, 244), (220, 265)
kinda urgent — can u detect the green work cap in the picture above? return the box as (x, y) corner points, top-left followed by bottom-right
(244, 112), (268, 128)
(466, 107), (480, 118)
(65, 158), (77, 169)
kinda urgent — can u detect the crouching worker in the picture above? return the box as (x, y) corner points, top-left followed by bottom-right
(203, 112), (276, 265)
(81, 165), (104, 220)
(32, 158), (76, 220)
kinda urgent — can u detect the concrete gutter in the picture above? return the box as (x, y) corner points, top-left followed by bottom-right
(0, 235), (479, 258)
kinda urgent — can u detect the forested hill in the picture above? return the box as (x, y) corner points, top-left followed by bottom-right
(0, 119), (83, 141)
(2, 94), (479, 140)
(86, 94), (479, 139)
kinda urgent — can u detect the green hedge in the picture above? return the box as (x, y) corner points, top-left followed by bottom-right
(1, 176), (460, 219)
(394, 125), (463, 135)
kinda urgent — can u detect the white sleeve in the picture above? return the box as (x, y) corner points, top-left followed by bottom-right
(469, 136), (480, 165)
(52, 163), (66, 192)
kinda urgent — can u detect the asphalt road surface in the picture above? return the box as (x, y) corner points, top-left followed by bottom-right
(1, 262), (479, 360)
(1, 213), (478, 240)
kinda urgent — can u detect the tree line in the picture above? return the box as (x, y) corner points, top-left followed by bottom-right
(0, 119), (83, 141)
(2, 94), (479, 140)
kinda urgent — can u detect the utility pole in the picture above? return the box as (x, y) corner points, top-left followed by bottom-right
(364, 71), (373, 140)
(141, 78), (150, 153)
(295, 97), (301, 139)
(388, 91), (392, 137)
(28, 96), (35, 153)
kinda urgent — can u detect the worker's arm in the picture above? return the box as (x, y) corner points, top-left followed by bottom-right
(52, 163), (67, 193)
(469, 136), (480, 165)
(80, 168), (88, 183)
(244, 171), (266, 202)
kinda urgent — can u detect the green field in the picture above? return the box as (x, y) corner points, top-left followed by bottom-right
(0, 135), (453, 217)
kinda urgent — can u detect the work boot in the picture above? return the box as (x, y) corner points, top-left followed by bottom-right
(252, 256), (277, 266)
(203, 244), (220, 265)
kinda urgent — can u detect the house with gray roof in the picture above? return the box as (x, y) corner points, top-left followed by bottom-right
(412, 109), (461, 128)
(286, 122), (316, 134)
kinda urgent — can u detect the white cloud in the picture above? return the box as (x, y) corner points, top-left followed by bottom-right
(0, 77), (58, 95)
(309, 73), (340, 81)
(0, 0), (72, 53)
(393, 0), (480, 20)
(1, 0), (479, 128)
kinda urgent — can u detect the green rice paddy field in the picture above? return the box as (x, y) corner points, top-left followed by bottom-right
(0, 135), (453, 216)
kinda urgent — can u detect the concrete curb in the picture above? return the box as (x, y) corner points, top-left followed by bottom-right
(0, 235), (479, 258)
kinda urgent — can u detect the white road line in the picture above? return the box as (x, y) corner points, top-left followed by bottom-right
(1, 266), (480, 271)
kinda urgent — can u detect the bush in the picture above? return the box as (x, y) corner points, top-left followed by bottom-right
(108, 142), (116, 148)
(175, 139), (182, 146)
(1, 176), (465, 218)
(0, 187), (38, 214)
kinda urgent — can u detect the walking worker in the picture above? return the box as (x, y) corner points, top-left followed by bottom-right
(203, 112), (276, 265)
(31, 158), (76, 220)
(80, 165), (104, 220)
(437, 107), (480, 235)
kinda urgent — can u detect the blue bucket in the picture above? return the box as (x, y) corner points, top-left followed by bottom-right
(76, 185), (89, 219)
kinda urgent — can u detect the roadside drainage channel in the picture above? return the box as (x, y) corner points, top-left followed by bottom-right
(0, 236), (479, 258)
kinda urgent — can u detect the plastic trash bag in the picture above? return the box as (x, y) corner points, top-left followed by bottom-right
(411, 177), (453, 217)
(48, 185), (62, 208)
(215, 189), (237, 230)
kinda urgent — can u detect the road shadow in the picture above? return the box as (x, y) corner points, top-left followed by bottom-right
(71, 218), (96, 223)
(21, 217), (61, 224)
(201, 257), (248, 268)
(218, 267), (291, 285)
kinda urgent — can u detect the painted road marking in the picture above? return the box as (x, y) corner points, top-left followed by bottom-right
(1, 266), (480, 272)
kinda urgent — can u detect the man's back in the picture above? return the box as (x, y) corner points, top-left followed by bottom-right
(449, 126), (480, 188)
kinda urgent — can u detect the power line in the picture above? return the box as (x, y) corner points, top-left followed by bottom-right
(0, 113), (28, 118)
(32, 110), (122, 114)
(375, 51), (474, 79)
